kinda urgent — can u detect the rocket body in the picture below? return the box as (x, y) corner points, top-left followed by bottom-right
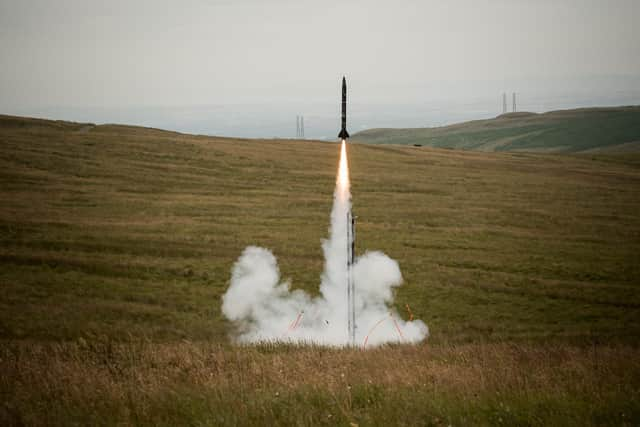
(338, 76), (350, 139)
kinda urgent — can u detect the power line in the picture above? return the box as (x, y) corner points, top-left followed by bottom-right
(295, 115), (305, 138)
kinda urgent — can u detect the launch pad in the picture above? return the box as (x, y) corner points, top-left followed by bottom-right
(347, 210), (356, 345)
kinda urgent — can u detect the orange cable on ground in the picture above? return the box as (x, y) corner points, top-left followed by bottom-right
(291, 311), (304, 330)
(362, 315), (389, 348)
(390, 313), (405, 341)
(362, 312), (405, 348)
(405, 303), (414, 321)
(282, 311), (304, 336)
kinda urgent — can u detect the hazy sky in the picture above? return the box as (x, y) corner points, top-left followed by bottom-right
(1, 0), (639, 137)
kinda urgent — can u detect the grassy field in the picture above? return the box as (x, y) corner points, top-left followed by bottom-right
(1, 114), (639, 425)
(352, 106), (640, 152)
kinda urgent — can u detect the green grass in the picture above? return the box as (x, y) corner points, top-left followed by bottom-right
(352, 106), (640, 152)
(1, 114), (639, 425)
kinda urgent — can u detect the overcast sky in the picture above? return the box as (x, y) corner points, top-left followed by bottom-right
(1, 0), (639, 137)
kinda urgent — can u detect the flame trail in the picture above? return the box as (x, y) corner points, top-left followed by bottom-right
(221, 140), (429, 346)
(320, 139), (351, 329)
(337, 140), (350, 200)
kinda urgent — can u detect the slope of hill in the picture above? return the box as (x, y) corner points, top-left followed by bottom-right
(352, 106), (640, 152)
(1, 113), (639, 343)
(1, 114), (640, 425)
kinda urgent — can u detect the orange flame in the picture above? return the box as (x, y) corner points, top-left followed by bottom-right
(337, 139), (350, 199)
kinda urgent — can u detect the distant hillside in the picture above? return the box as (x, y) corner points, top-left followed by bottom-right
(0, 114), (189, 138)
(2, 110), (640, 425)
(352, 106), (640, 152)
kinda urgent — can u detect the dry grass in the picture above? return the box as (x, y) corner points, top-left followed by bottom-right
(1, 114), (640, 424)
(2, 340), (638, 426)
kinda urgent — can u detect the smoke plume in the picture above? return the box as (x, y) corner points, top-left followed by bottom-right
(221, 141), (428, 347)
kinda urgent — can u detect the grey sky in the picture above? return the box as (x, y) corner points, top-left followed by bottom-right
(1, 0), (639, 137)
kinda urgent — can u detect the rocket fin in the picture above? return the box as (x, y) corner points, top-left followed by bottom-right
(338, 129), (350, 139)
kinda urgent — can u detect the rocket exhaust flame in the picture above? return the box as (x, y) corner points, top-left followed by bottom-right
(337, 140), (349, 199)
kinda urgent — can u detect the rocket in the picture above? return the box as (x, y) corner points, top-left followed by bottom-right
(338, 76), (350, 140)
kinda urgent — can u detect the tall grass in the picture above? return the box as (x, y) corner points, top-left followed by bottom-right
(1, 340), (638, 426)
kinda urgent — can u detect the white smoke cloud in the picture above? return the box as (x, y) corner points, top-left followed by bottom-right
(221, 143), (428, 347)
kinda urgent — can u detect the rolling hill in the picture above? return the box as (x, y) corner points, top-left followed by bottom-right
(352, 106), (640, 152)
(1, 114), (639, 425)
